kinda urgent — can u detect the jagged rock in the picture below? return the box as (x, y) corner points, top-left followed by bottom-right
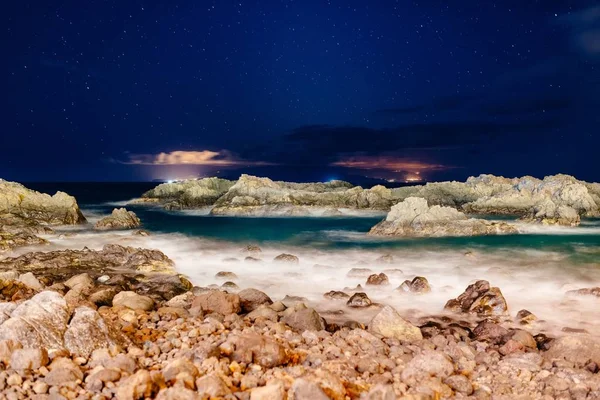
(238, 288), (273, 313)
(274, 253), (299, 263)
(346, 292), (372, 308)
(323, 291), (350, 300)
(366, 273), (389, 286)
(140, 177), (235, 209)
(0, 231), (47, 252)
(370, 197), (517, 237)
(472, 320), (509, 343)
(282, 308), (325, 332)
(112, 291), (154, 311)
(368, 305), (423, 342)
(17, 272), (43, 290)
(398, 276), (431, 293)
(0, 291), (69, 350)
(64, 307), (115, 358)
(192, 290), (241, 315)
(94, 208), (141, 230)
(219, 333), (289, 368)
(0, 180), (86, 224)
(444, 280), (508, 316)
(64, 273), (94, 292)
(516, 309), (537, 324)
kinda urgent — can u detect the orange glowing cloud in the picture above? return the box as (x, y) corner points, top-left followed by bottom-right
(121, 150), (274, 166)
(331, 156), (449, 172)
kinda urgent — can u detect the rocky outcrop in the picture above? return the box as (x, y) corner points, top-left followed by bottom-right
(0, 180), (86, 225)
(369, 197), (517, 237)
(445, 280), (508, 316)
(139, 177), (235, 210)
(94, 208), (141, 230)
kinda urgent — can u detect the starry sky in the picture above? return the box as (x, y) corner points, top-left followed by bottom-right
(2, 1), (599, 183)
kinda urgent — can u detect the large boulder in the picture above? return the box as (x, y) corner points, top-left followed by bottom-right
(113, 291), (154, 311)
(238, 288), (273, 313)
(369, 197), (517, 237)
(64, 307), (116, 358)
(368, 305), (423, 342)
(0, 180), (86, 225)
(94, 208), (141, 230)
(0, 291), (69, 350)
(543, 335), (600, 366)
(444, 280), (508, 316)
(282, 308), (325, 332)
(192, 290), (241, 315)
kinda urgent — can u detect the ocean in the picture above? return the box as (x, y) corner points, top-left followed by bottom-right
(22, 182), (600, 334)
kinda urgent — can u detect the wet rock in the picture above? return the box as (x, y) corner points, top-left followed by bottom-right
(323, 291), (350, 300)
(472, 320), (509, 343)
(9, 348), (49, 370)
(346, 292), (372, 308)
(398, 276), (431, 293)
(243, 244), (262, 254)
(219, 333), (289, 368)
(516, 309), (537, 324)
(509, 329), (537, 349)
(368, 305), (423, 342)
(0, 291), (69, 350)
(64, 307), (115, 358)
(245, 256), (262, 263)
(116, 369), (155, 400)
(95, 208), (141, 230)
(112, 291), (155, 311)
(132, 229), (150, 236)
(281, 295), (308, 307)
(273, 253), (299, 263)
(444, 280), (508, 316)
(366, 273), (389, 286)
(215, 271), (238, 279)
(221, 281), (239, 290)
(238, 288), (273, 313)
(0, 231), (48, 252)
(282, 308), (325, 331)
(346, 268), (373, 278)
(192, 290), (241, 315)
(196, 373), (232, 397)
(375, 254), (394, 264)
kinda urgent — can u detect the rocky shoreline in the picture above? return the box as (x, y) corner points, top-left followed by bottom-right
(1, 178), (600, 399)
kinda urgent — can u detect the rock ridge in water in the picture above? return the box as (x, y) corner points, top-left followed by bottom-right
(94, 208), (141, 230)
(369, 197), (517, 237)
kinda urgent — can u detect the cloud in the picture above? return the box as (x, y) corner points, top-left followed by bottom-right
(120, 150), (274, 166)
(561, 6), (600, 55)
(331, 155), (450, 172)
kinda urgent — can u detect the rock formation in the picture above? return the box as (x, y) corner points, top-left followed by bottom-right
(94, 208), (141, 230)
(369, 197), (517, 237)
(139, 177), (235, 210)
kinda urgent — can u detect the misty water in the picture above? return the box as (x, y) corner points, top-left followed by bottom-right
(23, 183), (600, 335)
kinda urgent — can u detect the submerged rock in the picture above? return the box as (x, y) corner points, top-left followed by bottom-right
(398, 276), (431, 293)
(273, 253), (299, 264)
(346, 292), (372, 308)
(369, 197), (517, 237)
(94, 208), (141, 230)
(366, 273), (389, 286)
(445, 280), (508, 316)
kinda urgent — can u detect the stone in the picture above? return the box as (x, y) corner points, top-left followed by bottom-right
(251, 381), (286, 400)
(215, 271), (238, 279)
(112, 291), (154, 311)
(323, 291), (350, 300)
(64, 273), (94, 292)
(516, 309), (537, 324)
(17, 272), (43, 290)
(192, 290), (241, 315)
(369, 197), (517, 237)
(472, 320), (509, 343)
(116, 369), (155, 400)
(32, 381), (49, 394)
(282, 308), (325, 332)
(45, 357), (84, 386)
(196, 373), (231, 397)
(368, 305), (423, 342)
(366, 273), (389, 286)
(444, 374), (473, 395)
(162, 358), (199, 385)
(401, 350), (455, 380)
(238, 288), (273, 313)
(362, 385), (396, 400)
(444, 280), (508, 316)
(0, 339), (22, 365)
(398, 276), (431, 293)
(346, 292), (372, 308)
(94, 208), (141, 230)
(273, 253), (299, 263)
(219, 333), (289, 368)
(9, 348), (49, 370)
(544, 335), (600, 366)
(289, 378), (329, 400)
(89, 287), (117, 306)
(156, 387), (200, 400)
(165, 292), (195, 308)
(64, 307), (114, 358)
(346, 268), (373, 278)
(86, 368), (121, 383)
(0, 291), (69, 350)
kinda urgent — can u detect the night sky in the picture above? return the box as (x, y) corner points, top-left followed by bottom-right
(3, 1), (599, 183)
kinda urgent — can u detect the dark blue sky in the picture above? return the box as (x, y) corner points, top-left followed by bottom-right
(2, 1), (599, 182)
